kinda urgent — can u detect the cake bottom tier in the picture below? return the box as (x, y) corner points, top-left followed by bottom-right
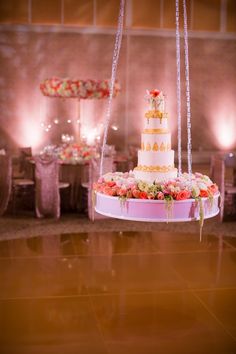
(134, 167), (178, 183)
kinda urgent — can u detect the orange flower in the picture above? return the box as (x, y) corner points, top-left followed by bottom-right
(200, 189), (209, 198)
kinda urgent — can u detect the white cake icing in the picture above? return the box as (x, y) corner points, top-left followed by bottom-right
(134, 89), (177, 183)
(141, 132), (171, 151)
(144, 116), (168, 130)
(138, 150), (174, 166)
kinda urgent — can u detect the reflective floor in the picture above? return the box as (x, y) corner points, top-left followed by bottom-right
(0, 231), (236, 353)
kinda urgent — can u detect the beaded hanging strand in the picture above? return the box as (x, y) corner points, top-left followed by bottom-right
(100, 0), (125, 176)
(183, 0), (192, 177)
(175, 0), (182, 176)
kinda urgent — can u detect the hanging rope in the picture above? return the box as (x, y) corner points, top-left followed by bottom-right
(183, 0), (192, 177)
(175, 0), (182, 176)
(99, 0), (125, 176)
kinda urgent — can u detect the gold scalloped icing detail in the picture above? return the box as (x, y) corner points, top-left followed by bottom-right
(145, 110), (168, 119)
(146, 143), (151, 151)
(143, 128), (169, 134)
(153, 142), (158, 151)
(142, 142), (171, 151)
(134, 165), (175, 172)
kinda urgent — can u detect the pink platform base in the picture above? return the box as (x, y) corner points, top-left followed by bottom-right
(95, 192), (220, 222)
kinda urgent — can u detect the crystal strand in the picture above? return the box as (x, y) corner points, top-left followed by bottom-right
(175, 0), (182, 176)
(183, 0), (192, 177)
(100, 0), (125, 176)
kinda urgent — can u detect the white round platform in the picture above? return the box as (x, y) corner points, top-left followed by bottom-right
(95, 192), (220, 222)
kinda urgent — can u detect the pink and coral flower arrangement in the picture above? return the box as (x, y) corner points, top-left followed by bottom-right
(40, 78), (121, 99)
(94, 171), (219, 201)
(58, 144), (99, 163)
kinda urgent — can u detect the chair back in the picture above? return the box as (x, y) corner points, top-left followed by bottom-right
(35, 155), (60, 219)
(19, 147), (33, 179)
(0, 155), (12, 216)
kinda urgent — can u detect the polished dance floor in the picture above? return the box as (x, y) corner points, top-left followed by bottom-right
(0, 230), (236, 353)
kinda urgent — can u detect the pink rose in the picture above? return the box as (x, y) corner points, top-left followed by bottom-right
(208, 184), (218, 194)
(98, 177), (104, 183)
(157, 192), (164, 200)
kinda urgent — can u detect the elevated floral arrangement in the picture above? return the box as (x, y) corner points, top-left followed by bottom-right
(93, 171), (218, 201)
(40, 78), (121, 99)
(41, 143), (99, 164)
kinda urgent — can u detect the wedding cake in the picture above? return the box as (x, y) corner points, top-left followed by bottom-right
(134, 89), (178, 183)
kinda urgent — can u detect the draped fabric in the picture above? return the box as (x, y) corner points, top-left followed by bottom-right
(35, 155), (60, 219)
(88, 157), (114, 220)
(19, 147), (33, 179)
(0, 155), (12, 216)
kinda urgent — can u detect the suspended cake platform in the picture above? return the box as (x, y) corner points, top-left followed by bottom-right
(95, 192), (220, 222)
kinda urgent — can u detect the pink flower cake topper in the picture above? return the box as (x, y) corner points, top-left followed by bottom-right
(145, 89), (165, 111)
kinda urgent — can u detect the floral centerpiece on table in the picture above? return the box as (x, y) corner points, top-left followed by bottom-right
(93, 171), (218, 201)
(58, 143), (99, 164)
(41, 144), (99, 164)
(40, 78), (121, 99)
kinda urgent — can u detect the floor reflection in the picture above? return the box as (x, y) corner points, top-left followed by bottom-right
(0, 231), (236, 353)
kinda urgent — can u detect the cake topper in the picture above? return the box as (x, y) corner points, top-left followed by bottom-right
(145, 89), (165, 112)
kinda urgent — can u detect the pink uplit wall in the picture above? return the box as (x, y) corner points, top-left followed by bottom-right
(0, 29), (236, 154)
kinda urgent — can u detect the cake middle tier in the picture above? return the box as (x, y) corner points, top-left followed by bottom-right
(138, 150), (175, 167)
(141, 131), (171, 151)
(144, 114), (168, 130)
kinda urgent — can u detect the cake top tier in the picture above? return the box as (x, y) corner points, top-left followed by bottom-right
(145, 89), (165, 112)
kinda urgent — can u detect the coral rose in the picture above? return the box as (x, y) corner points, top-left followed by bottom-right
(103, 186), (114, 196)
(140, 191), (148, 199)
(118, 188), (127, 197)
(176, 190), (191, 200)
(132, 189), (141, 198)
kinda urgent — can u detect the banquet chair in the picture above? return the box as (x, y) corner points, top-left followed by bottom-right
(0, 155), (12, 216)
(11, 147), (35, 213)
(81, 157), (115, 220)
(35, 154), (70, 218)
(210, 153), (236, 221)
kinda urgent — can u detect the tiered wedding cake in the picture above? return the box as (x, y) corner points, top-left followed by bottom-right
(134, 89), (178, 183)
